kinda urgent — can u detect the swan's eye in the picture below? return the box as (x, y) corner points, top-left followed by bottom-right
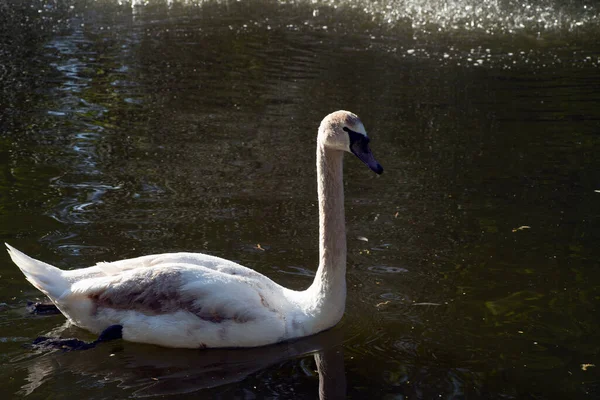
(343, 127), (350, 133)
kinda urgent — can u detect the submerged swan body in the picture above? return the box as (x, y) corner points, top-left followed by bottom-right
(7, 111), (383, 349)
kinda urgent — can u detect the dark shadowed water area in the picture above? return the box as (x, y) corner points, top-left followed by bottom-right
(0, 0), (599, 398)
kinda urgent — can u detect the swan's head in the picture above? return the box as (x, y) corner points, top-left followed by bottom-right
(318, 110), (384, 175)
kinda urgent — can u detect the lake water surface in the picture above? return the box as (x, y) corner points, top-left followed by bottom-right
(1, 0), (599, 398)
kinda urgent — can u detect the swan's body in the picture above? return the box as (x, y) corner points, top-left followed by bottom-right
(7, 111), (383, 349)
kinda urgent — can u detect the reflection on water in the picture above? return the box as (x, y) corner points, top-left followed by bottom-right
(16, 324), (345, 398)
(0, 0), (599, 398)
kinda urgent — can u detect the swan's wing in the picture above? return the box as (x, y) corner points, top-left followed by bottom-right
(60, 264), (287, 347)
(71, 264), (278, 318)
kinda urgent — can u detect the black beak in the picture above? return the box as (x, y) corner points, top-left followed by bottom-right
(345, 128), (384, 175)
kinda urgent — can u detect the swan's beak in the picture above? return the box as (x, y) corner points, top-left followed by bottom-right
(350, 136), (384, 175)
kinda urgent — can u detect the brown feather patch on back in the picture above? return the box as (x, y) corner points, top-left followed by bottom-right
(88, 268), (183, 315)
(87, 267), (259, 324)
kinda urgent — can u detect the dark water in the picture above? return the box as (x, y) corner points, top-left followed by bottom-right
(1, 0), (599, 398)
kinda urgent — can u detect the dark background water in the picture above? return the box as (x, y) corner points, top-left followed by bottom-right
(1, 0), (599, 398)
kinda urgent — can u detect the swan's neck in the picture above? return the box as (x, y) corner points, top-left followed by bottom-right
(307, 143), (346, 322)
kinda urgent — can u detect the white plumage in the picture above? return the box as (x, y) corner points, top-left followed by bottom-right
(7, 110), (383, 348)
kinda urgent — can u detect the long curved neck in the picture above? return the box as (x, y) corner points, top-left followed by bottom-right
(317, 144), (346, 274)
(308, 142), (346, 316)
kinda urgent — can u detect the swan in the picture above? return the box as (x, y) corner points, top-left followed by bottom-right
(6, 110), (383, 349)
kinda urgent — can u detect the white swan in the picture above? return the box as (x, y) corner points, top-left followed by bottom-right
(7, 110), (383, 349)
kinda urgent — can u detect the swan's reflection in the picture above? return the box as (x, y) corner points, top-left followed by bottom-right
(16, 324), (346, 398)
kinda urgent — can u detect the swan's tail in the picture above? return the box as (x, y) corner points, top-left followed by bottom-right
(6, 244), (69, 300)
